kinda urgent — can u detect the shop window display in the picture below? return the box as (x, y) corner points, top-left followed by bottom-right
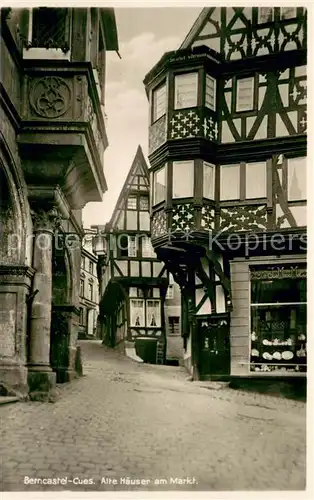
(250, 266), (306, 373)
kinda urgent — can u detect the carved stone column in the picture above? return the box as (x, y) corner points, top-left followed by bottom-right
(27, 208), (61, 400)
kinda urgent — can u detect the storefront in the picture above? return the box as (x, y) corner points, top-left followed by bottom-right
(249, 264), (306, 374)
(229, 258), (307, 377)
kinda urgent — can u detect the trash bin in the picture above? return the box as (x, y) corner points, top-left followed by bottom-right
(135, 337), (158, 364)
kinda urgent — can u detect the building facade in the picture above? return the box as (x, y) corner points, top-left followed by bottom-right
(79, 241), (99, 339)
(95, 146), (182, 364)
(144, 7), (307, 380)
(0, 7), (118, 398)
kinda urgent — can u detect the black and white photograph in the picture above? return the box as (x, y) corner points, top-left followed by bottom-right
(0, 2), (311, 498)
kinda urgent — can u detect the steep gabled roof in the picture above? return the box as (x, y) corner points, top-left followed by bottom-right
(108, 145), (149, 230)
(179, 7), (211, 50)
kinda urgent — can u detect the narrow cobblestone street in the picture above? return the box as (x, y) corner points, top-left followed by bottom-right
(1, 341), (306, 492)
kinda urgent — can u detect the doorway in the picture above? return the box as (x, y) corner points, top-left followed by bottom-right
(197, 314), (230, 380)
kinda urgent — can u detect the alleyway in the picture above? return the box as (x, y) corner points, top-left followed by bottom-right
(1, 341), (306, 492)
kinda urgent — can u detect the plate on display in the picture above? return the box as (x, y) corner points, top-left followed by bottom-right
(273, 351), (282, 360)
(263, 352), (273, 360)
(262, 339), (270, 346)
(282, 351), (294, 360)
(251, 349), (259, 357)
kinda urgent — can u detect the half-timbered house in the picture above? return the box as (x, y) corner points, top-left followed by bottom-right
(144, 7), (307, 381)
(95, 146), (182, 364)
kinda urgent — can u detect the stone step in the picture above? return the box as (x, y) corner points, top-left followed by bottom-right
(0, 396), (20, 406)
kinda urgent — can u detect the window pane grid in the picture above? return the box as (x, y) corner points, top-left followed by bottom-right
(220, 164), (240, 200)
(128, 236), (137, 257)
(153, 83), (167, 122)
(203, 162), (215, 199)
(127, 196), (137, 210)
(173, 160), (194, 198)
(205, 75), (216, 110)
(250, 274), (307, 373)
(153, 166), (166, 205)
(175, 72), (198, 110)
(246, 162), (266, 199)
(236, 77), (254, 112)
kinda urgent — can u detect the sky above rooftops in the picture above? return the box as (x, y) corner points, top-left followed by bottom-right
(82, 7), (202, 227)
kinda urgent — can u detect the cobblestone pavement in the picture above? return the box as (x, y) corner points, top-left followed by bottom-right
(1, 341), (306, 492)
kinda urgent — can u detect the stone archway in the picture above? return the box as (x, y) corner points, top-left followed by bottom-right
(0, 157), (33, 397)
(0, 164), (22, 264)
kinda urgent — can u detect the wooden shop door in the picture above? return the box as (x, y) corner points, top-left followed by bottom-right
(197, 314), (230, 379)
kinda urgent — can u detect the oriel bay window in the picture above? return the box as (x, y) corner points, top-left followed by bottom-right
(250, 266), (306, 373)
(173, 160), (194, 198)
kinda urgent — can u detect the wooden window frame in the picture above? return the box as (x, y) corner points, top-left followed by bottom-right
(172, 160), (195, 199)
(168, 316), (180, 336)
(127, 195), (137, 210)
(152, 81), (167, 124)
(146, 299), (161, 328)
(203, 162), (215, 200)
(174, 71), (199, 110)
(205, 74), (217, 111)
(130, 298), (145, 327)
(235, 76), (256, 113)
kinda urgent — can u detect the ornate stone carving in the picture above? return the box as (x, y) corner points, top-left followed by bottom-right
(29, 77), (71, 118)
(31, 208), (62, 232)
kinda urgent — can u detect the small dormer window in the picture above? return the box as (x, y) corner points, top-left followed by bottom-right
(174, 72), (198, 110)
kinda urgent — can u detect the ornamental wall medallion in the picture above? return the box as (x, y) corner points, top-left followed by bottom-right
(29, 77), (71, 118)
